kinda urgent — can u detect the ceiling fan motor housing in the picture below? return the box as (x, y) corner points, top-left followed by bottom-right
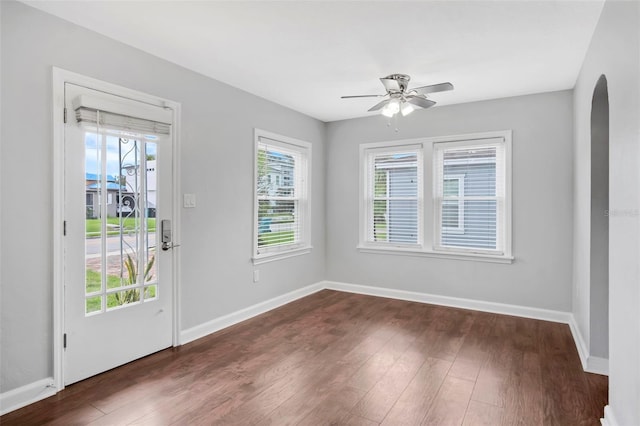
(384, 74), (411, 92)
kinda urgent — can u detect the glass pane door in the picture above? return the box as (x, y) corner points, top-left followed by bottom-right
(84, 129), (158, 315)
(64, 81), (173, 386)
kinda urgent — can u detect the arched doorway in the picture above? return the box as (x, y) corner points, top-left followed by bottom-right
(590, 74), (609, 360)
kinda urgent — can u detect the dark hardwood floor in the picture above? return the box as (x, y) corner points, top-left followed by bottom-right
(1, 290), (607, 425)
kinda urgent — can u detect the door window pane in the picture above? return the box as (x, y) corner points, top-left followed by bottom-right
(84, 131), (158, 314)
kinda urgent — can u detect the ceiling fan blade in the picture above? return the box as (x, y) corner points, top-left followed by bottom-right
(406, 96), (436, 109)
(341, 94), (384, 99)
(412, 82), (454, 95)
(380, 77), (401, 92)
(368, 99), (390, 112)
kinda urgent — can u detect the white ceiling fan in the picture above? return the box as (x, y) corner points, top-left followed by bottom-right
(341, 74), (454, 117)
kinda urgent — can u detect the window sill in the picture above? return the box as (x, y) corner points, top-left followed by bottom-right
(253, 246), (313, 265)
(356, 245), (514, 264)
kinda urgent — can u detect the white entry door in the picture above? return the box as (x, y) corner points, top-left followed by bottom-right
(63, 83), (174, 385)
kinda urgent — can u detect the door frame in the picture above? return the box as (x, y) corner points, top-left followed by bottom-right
(52, 67), (182, 391)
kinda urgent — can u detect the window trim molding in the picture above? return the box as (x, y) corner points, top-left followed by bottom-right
(358, 130), (512, 262)
(357, 245), (514, 264)
(433, 136), (510, 256)
(252, 129), (312, 264)
(359, 140), (424, 249)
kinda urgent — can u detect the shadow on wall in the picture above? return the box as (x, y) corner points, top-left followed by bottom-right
(590, 74), (609, 360)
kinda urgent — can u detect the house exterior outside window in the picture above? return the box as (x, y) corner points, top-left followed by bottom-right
(359, 131), (512, 263)
(253, 129), (312, 263)
(363, 147), (423, 246)
(434, 141), (507, 255)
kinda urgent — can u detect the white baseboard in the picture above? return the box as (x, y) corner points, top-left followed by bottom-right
(601, 405), (618, 426)
(568, 315), (590, 370)
(567, 315), (609, 375)
(0, 377), (56, 416)
(180, 282), (324, 345)
(323, 280), (573, 324)
(587, 356), (609, 376)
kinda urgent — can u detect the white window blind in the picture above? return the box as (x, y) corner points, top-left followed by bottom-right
(256, 136), (309, 255)
(434, 138), (506, 254)
(73, 93), (172, 136)
(442, 174), (465, 233)
(365, 147), (422, 245)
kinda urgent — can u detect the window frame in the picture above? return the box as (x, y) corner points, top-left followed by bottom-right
(358, 131), (512, 263)
(433, 138), (507, 256)
(253, 129), (312, 264)
(361, 144), (424, 249)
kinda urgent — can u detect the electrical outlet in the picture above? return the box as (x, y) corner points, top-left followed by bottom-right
(253, 270), (260, 283)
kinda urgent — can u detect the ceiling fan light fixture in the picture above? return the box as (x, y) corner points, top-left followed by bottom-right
(341, 74), (454, 121)
(381, 107), (394, 118)
(401, 102), (415, 116)
(381, 98), (400, 117)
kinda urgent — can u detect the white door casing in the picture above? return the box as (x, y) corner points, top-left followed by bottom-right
(53, 69), (181, 389)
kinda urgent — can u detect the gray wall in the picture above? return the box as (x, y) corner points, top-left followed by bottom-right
(573, 0), (640, 424)
(326, 91), (574, 311)
(0, 0), (325, 393)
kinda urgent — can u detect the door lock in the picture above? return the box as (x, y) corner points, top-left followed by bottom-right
(161, 220), (176, 251)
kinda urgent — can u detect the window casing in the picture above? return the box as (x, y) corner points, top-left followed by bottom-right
(363, 146), (423, 247)
(254, 130), (311, 263)
(359, 131), (512, 262)
(434, 139), (506, 255)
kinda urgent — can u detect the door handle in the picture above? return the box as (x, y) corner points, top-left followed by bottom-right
(161, 242), (181, 251)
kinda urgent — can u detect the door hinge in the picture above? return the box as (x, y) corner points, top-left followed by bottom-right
(63, 333), (67, 349)
(63, 108), (67, 123)
(63, 220), (67, 236)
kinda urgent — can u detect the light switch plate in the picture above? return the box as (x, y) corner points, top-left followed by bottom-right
(183, 193), (196, 208)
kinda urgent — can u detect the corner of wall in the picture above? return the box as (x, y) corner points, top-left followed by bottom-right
(568, 313), (589, 370)
(586, 356), (609, 376)
(568, 312), (609, 376)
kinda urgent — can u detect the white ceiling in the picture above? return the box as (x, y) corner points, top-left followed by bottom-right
(24, 0), (604, 122)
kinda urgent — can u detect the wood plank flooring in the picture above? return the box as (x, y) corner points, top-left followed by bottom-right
(1, 290), (607, 425)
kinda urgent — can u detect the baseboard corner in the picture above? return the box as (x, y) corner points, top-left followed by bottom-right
(601, 405), (618, 426)
(586, 356), (609, 376)
(568, 314), (589, 371)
